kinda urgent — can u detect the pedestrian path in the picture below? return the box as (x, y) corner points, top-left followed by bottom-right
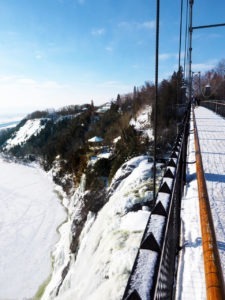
(195, 107), (225, 272)
(175, 106), (225, 299)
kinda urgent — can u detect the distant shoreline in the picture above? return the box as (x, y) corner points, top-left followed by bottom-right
(0, 120), (20, 129)
(0, 113), (26, 130)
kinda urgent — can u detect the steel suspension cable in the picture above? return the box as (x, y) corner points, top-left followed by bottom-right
(153, 0), (160, 203)
(188, 0), (194, 104)
(176, 0), (184, 133)
(183, 0), (189, 78)
(178, 0), (184, 69)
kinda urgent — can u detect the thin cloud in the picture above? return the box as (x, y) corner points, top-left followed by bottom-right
(118, 21), (155, 31)
(138, 21), (155, 30)
(0, 76), (67, 89)
(35, 54), (43, 60)
(105, 46), (113, 52)
(0, 75), (73, 113)
(95, 80), (131, 90)
(159, 52), (184, 61)
(91, 28), (106, 36)
(192, 61), (218, 73)
(34, 51), (45, 60)
(77, 0), (85, 4)
(159, 53), (174, 61)
(0, 75), (17, 83)
(17, 78), (37, 86)
(207, 33), (223, 39)
(132, 64), (140, 69)
(194, 32), (223, 41)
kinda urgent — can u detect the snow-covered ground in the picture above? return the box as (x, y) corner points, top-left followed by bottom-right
(175, 110), (206, 300)
(0, 156), (66, 299)
(130, 105), (153, 140)
(195, 107), (225, 271)
(4, 118), (46, 150)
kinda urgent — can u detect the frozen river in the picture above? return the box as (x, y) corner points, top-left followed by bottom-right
(0, 156), (66, 299)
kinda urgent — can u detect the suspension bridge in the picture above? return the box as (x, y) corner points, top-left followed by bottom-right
(122, 0), (225, 298)
(122, 102), (225, 300)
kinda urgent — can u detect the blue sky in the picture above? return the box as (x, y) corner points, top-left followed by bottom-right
(0, 0), (224, 114)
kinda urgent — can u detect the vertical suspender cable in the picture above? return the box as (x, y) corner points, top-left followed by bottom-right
(178, 0), (184, 69)
(188, 0), (194, 104)
(176, 0), (184, 133)
(153, 0), (160, 203)
(183, 0), (189, 78)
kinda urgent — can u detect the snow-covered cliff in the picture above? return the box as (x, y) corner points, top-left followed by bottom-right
(4, 118), (46, 150)
(42, 156), (153, 300)
(0, 104), (158, 299)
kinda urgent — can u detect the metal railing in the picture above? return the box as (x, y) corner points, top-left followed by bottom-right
(201, 100), (225, 118)
(123, 104), (190, 300)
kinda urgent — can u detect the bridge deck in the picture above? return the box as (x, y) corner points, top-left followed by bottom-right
(175, 106), (225, 299)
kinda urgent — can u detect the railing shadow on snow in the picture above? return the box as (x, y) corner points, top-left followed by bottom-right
(122, 105), (191, 300)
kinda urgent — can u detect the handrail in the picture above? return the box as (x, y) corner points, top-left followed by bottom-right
(193, 108), (225, 299)
(201, 100), (225, 118)
(201, 100), (225, 107)
(153, 108), (190, 300)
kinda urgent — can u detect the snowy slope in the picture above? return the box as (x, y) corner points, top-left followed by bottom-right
(4, 118), (46, 150)
(130, 105), (153, 140)
(42, 156), (153, 300)
(0, 157), (66, 299)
